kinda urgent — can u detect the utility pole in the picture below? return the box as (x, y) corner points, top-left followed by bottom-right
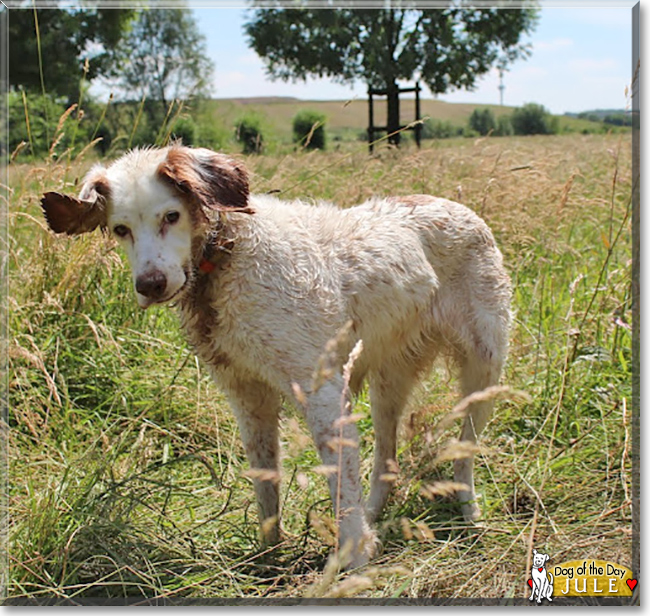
(498, 64), (506, 106)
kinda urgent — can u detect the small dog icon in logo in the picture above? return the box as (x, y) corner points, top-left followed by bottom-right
(529, 549), (554, 603)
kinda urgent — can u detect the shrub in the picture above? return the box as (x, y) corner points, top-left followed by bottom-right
(421, 118), (462, 139)
(9, 92), (67, 158)
(511, 103), (558, 135)
(603, 113), (632, 127)
(7, 91), (117, 159)
(93, 123), (115, 155)
(468, 108), (496, 136)
(292, 110), (327, 150)
(170, 116), (198, 146)
(494, 115), (514, 137)
(234, 113), (264, 154)
(195, 119), (230, 151)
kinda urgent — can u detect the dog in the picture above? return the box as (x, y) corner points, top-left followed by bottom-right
(41, 145), (511, 569)
(530, 549), (554, 602)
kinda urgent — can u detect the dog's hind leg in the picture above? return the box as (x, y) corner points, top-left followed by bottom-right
(453, 335), (506, 522)
(365, 364), (417, 524)
(226, 378), (283, 546)
(304, 376), (375, 569)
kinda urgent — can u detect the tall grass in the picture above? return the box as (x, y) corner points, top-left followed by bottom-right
(6, 115), (633, 601)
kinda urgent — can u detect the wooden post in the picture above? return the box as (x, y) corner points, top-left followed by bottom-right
(386, 82), (400, 147)
(415, 81), (422, 149)
(368, 88), (374, 154)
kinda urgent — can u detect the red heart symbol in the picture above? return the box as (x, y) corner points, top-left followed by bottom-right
(538, 567), (543, 572)
(627, 579), (638, 591)
(528, 579), (533, 588)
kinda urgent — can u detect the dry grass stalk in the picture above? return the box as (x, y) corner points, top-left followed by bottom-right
(327, 574), (374, 598)
(311, 320), (355, 393)
(312, 465), (338, 477)
(242, 468), (280, 484)
(419, 481), (471, 500)
(333, 339), (363, 557)
(261, 515), (279, 539)
(400, 517), (414, 541)
(413, 521), (435, 542)
(291, 382), (308, 407)
(434, 439), (480, 463)
(429, 385), (529, 443)
(308, 511), (336, 547)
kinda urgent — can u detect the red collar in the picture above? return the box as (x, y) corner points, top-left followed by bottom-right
(198, 259), (216, 274)
(197, 238), (234, 275)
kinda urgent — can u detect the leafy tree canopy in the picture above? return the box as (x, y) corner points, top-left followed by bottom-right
(246, 4), (539, 144)
(8, 3), (134, 102)
(246, 5), (537, 92)
(110, 7), (214, 112)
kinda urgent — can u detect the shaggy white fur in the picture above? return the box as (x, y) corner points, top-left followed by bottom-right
(41, 146), (511, 569)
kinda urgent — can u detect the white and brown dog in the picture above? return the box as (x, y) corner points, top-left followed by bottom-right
(41, 145), (511, 569)
(530, 549), (554, 603)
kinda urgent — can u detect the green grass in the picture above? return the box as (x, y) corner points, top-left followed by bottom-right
(6, 131), (633, 601)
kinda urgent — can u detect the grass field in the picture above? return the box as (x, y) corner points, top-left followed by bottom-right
(203, 96), (610, 143)
(6, 131), (634, 602)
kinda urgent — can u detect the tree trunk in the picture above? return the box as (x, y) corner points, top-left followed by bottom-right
(386, 81), (401, 147)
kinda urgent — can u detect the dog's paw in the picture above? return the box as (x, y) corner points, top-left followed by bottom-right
(337, 529), (379, 570)
(460, 501), (482, 524)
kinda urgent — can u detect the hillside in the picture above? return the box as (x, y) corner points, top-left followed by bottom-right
(205, 96), (516, 140)
(201, 96), (616, 142)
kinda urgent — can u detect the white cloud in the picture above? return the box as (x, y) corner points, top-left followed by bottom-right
(568, 58), (618, 72)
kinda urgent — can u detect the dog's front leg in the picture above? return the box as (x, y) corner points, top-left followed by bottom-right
(304, 377), (376, 569)
(226, 378), (282, 546)
(530, 577), (541, 602)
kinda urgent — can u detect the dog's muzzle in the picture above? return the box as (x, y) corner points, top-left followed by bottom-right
(136, 270), (168, 301)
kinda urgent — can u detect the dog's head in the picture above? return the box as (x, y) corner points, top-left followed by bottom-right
(532, 549), (550, 569)
(41, 146), (251, 308)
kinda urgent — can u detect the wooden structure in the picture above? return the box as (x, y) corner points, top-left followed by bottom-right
(367, 81), (422, 153)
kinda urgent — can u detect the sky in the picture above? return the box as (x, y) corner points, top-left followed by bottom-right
(193, 5), (634, 114)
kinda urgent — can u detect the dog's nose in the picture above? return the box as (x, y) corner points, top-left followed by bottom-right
(135, 270), (167, 299)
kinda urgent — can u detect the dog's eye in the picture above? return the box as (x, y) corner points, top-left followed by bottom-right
(165, 211), (180, 224)
(113, 224), (130, 238)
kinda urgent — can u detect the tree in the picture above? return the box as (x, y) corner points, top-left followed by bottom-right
(235, 113), (265, 154)
(511, 103), (557, 135)
(292, 110), (327, 150)
(245, 5), (538, 145)
(111, 7), (214, 120)
(8, 3), (134, 102)
(469, 108), (496, 136)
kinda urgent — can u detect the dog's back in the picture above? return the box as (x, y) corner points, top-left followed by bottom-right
(235, 193), (510, 379)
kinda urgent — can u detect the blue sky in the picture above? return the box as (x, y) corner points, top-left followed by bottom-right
(193, 5), (634, 114)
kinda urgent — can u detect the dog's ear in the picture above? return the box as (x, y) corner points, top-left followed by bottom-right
(157, 146), (253, 215)
(41, 165), (110, 235)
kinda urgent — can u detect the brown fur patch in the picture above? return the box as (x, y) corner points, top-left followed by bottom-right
(157, 146), (253, 214)
(40, 191), (107, 235)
